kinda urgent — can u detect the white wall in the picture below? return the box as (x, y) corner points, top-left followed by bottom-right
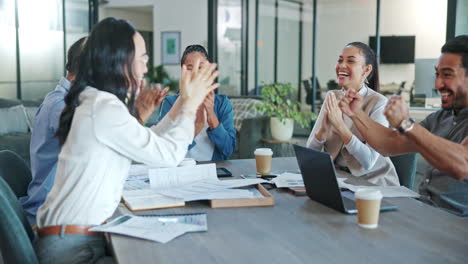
(313, 0), (446, 92)
(101, 0), (207, 79)
(100, 8), (153, 32)
(153, 0), (207, 78)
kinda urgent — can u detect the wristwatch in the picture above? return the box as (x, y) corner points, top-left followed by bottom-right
(397, 118), (415, 134)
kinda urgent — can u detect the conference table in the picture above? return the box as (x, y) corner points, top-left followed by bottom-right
(110, 157), (468, 264)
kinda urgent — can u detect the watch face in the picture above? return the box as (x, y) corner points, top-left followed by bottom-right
(401, 119), (411, 130)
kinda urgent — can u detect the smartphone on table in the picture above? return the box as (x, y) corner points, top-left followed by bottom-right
(216, 167), (233, 177)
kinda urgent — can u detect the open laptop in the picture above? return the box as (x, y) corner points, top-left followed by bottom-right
(293, 144), (397, 214)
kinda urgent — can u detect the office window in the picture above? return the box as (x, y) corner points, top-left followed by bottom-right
(218, 0), (242, 96)
(0, 0), (91, 100)
(455, 0), (468, 35)
(276, 0), (301, 101)
(0, 0), (17, 99)
(257, 0), (276, 88)
(18, 0), (64, 100)
(65, 0), (89, 51)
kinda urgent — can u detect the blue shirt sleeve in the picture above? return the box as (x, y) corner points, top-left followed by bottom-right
(207, 95), (236, 160)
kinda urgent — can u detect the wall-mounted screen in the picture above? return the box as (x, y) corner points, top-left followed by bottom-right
(369, 36), (415, 64)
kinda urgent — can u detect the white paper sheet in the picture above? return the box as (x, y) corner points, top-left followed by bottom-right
(148, 164), (267, 201)
(149, 163), (217, 189)
(271, 172), (304, 188)
(90, 214), (207, 244)
(336, 178), (420, 198)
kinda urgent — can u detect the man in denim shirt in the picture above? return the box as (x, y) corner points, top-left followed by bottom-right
(20, 37), (86, 225)
(339, 35), (468, 216)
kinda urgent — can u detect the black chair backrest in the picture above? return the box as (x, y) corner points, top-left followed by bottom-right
(0, 177), (38, 264)
(0, 150), (32, 198)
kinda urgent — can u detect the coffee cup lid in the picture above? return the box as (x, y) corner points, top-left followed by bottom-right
(355, 188), (383, 200)
(254, 148), (273, 156)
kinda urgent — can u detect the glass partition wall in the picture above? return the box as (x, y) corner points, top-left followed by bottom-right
(0, 0), (90, 100)
(211, 0), (455, 112)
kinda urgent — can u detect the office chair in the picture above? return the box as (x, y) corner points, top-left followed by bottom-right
(0, 176), (34, 241)
(0, 177), (38, 264)
(390, 153), (418, 190)
(0, 150), (32, 198)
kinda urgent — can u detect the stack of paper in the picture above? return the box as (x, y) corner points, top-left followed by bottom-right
(90, 213), (207, 243)
(149, 163), (267, 201)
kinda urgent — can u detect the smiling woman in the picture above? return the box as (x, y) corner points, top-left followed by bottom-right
(34, 17), (219, 264)
(306, 42), (400, 187)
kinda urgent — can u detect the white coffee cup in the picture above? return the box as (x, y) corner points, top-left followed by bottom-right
(355, 188), (383, 229)
(254, 148), (273, 175)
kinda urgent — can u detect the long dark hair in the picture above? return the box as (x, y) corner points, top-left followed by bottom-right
(180, 44), (209, 66)
(347, 42), (380, 91)
(56, 17), (140, 145)
(65, 37), (86, 75)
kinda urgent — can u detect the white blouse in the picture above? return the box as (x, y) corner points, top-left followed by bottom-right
(37, 87), (194, 227)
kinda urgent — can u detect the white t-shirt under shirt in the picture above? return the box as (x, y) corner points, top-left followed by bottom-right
(186, 123), (215, 161)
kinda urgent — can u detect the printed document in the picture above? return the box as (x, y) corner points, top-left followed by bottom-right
(90, 213), (207, 243)
(149, 163), (267, 201)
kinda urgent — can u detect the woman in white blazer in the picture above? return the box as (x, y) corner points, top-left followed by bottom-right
(34, 18), (219, 264)
(307, 42), (399, 186)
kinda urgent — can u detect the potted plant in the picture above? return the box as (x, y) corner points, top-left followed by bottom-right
(146, 65), (179, 92)
(256, 83), (316, 141)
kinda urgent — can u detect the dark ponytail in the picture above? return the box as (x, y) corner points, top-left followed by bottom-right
(347, 42), (380, 92)
(56, 17), (139, 145)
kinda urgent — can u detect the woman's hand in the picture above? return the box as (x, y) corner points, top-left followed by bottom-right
(194, 106), (206, 136)
(136, 81), (169, 124)
(315, 101), (330, 142)
(326, 92), (352, 144)
(203, 91), (219, 130)
(179, 59), (219, 112)
(339, 88), (362, 117)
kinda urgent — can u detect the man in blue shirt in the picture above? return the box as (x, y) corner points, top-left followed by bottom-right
(157, 45), (236, 161)
(20, 37), (86, 225)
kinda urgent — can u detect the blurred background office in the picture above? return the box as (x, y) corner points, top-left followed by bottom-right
(0, 0), (467, 172)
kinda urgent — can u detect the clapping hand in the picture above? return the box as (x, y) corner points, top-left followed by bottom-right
(194, 105), (206, 136)
(179, 59), (219, 112)
(326, 92), (345, 128)
(203, 91), (219, 130)
(384, 95), (409, 128)
(339, 88), (362, 117)
(327, 92), (352, 144)
(136, 80), (169, 124)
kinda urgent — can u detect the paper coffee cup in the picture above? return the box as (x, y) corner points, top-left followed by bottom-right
(254, 148), (273, 176)
(355, 189), (383, 229)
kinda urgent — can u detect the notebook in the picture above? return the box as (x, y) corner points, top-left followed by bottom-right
(122, 189), (185, 211)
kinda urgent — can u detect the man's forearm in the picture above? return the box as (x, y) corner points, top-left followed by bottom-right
(350, 110), (415, 156)
(406, 125), (468, 180)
